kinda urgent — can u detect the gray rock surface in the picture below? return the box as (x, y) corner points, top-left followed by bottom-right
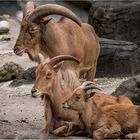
(65, 0), (92, 10)
(0, 1), (21, 16)
(93, 0), (140, 8)
(112, 75), (140, 104)
(10, 67), (36, 87)
(89, 3), (140, 45)
(0, 62), (24, 82)
(96, 38), (140, 77)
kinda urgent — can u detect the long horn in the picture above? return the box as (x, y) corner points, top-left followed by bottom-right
(28, 4), (81, 26)
(83, 85), (101, 92)
(81, 81), (94, 89)
(23, 1), (35, 18)
(48, 55), (80, 66)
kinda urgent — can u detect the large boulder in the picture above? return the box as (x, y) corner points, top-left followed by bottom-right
(112, 75), (140, 105)
(0, 62), (24, 82)
(96, 38), (140, 77)
(10, 67), (36, 87)
(88, 3), (140, 45)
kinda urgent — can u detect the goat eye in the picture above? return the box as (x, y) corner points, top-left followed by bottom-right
(45, 74), (52, 79)
(43, 75), (50, 80)
(75, 96), (80, 100)
(47, 72), (52, 76)
(46, 70), (52, 76)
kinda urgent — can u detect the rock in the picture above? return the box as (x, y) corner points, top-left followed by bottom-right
(17, 66), (36, 81)
(0, 20), (10, 34)
(0, 62), (24, 82)
(10, 67), (36, 87)
(0, 1), (21, 16)
(112, 75), (140, 104)
(65, 0), (92, 10)
(88, 3), (140, 45)
(16, 10), (23, 22)
(96, 38), (140, 77)
(0, 35), (11, 41)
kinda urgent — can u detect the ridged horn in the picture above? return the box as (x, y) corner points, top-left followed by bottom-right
(28, 4), (81, 26)
(48, 55), (80, 66)
(23, 1), (35, 18)
(80, 81), (94, 89)
(83, 85), (101, 92)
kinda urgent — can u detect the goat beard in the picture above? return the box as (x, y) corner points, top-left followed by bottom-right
(41, 93), (51, 101)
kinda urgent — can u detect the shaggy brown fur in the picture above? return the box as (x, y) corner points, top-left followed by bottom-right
(63, 86), (136, 139)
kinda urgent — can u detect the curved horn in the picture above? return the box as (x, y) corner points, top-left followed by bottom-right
(48, 55), (80, 66)
(28, 4), (81, 26)
(81, 81), (94, 89)
(23, 1), (35, 18)
(83, 85), (101, 92)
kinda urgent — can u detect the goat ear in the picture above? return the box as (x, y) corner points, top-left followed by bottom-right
(84, 92), (96, 101)
(43, 17), (52, 25)
(53, 61), (64, 72)
(37, 53), (45, 64)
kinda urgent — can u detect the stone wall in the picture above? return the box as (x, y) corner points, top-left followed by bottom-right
(89, 2), (140, 45)
(96, 38), (140, 77)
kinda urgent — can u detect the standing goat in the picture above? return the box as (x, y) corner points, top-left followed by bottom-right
(63, 81), (136, 139)
(13, 1), (100, 80)
(31, 54), (84, 137)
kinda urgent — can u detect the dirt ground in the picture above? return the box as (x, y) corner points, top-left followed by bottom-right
(0, 18), (128, 139)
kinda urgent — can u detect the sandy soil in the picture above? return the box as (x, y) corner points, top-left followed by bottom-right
(0, 18), (128, 139)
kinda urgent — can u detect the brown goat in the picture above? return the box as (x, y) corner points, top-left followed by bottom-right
(13, 1), (100, 80)
(65, 81), (133, 108)
(63, 81), (136, 139)
(31, 54), (84, 137)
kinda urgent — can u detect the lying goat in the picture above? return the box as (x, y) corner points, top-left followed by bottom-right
(63, 81), (136, 139)
(65, 81), (133, 108)
(31, 54), (84, 137)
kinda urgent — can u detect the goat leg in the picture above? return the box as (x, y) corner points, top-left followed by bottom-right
(125, 133), (140, 139)
(42, 98), (53, 137)
(52, 125), (68, 136)
(93, 120), (121, 139)
(52, 121), (82, 137)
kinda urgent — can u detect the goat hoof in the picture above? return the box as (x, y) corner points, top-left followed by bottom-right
(125, 133), (140, 139)
(41, 128), (49, 137)
(52, 125), (68, 136)
(64, 122), (73, 132)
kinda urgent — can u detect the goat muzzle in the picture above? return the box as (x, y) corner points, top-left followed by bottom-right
(13, 46), (25, 56)
(31, 89), (38, 98)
